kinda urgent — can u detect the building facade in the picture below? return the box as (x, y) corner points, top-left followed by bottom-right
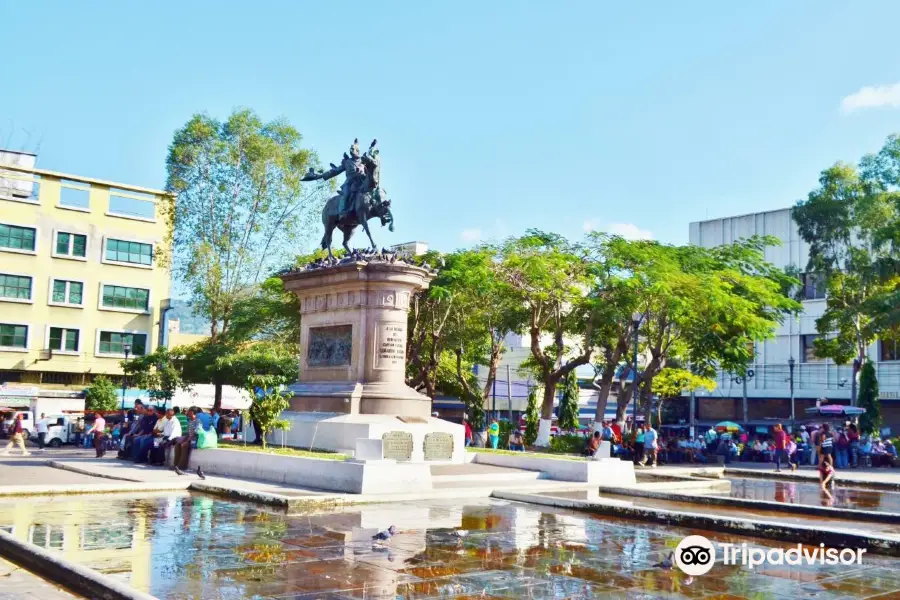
(689, 208), (900, 430)
(0, 150), (172, 387)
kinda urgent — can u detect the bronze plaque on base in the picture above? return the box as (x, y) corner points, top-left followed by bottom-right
(382, 431), (413, 461)
(424, 432), (454, 461)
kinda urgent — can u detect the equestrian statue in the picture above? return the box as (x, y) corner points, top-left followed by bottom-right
(302, 138), (394, 260)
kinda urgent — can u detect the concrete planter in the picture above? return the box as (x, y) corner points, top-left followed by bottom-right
(471, 452), (636, 485)
(188, 448), (432, 495)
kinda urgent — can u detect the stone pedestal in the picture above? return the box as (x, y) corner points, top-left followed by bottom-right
(276, 260), (466, 463)
(281, 261), (434, 418)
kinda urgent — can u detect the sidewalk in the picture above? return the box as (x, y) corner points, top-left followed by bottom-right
(0, 557), (79, 600)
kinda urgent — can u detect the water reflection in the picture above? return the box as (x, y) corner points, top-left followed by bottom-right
(0, 493), (897, 599)
(726, 477), (900, 511)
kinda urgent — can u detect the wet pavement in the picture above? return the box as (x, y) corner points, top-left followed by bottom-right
(723, 477), (900, 512)
(1, 493), (899, 599)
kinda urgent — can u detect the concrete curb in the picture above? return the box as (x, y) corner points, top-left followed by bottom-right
(494, 491), (900, 556)
(48, 460), (145, 483)
(724, 467), (900, 491)
(187, 481), (347, 511)
(0, 483), (187, 498)
(599, 487), (900, 524)
(0, 529), (157, 600)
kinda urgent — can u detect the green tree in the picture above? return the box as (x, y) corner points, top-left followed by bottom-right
(121, 347), (185, 408)
(84, 376), (119, 412)
(581, 235), (798, 425)
(165, 109), (326, 408)
(497, 231), (599, 445)
(857, 361), (881, 435)
(557, 371), (580, 430)
(524, 385), (541, 445)
(215, 344), (297, 448)
(651, 367), (715, 428)
(793, 140), (900, 391)
(405, 248), (526, 418)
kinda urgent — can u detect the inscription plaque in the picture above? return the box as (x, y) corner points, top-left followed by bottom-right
(374, 321), (406, 369)
(307, 325), (352, 367)
(423, 432), (454, 461)
(382, 431), (413, 461)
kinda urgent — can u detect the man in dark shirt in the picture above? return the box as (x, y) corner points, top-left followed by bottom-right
(131, 406), (161, 462)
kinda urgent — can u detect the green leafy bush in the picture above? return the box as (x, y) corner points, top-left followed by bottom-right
(549, 434), (585, 454)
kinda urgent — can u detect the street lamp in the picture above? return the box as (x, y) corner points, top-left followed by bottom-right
(631, 311), (642, 429)
(121, 343), (132, 411)
(787, 357), (796, 431)
(732, 369), (755, 426)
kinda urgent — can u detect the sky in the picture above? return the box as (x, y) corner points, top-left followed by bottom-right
(3, 0), (900, 252)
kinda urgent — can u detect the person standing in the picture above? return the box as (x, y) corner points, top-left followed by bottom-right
(2, 414), (31, 456)
(87, 413), (107, 458)
(35, 413), (49, 451)
(786, 437), (799, 471)
(818, 424), (834, 467)
(634, 425), (645, 464)
(773, 423), (788, 472)
(463, 416), (473, 448)
(835, 428), (849, 469)
(641, 424), (658, 467)
(848, 424), (860, 468)
(488, 419), (500, 450)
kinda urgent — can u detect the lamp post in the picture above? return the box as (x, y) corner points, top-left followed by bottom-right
(631, 312), (642, 429)
(732, 369), (755, 427)
(120, 343), (132, 411)
(788, 357), (796, 430)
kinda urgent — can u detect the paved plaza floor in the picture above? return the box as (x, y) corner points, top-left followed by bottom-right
(2, 492), (899, 599)
(0, 556), (79, 599)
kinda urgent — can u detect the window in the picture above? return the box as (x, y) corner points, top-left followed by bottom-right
(98, 331), (147, 356)
(48, 327), (79, 353)
(50, 279), (84, 306)
(54, 231), (87, 258)
(101, 285), (149, 312)
(0, 274), (32, 301)
(0, 224), (36, 252)
(104, 239), (152, 266)
(801, 334), (824, 363)
(0, 324), (28, 349)
(881, 339), (899, 362)
(801, 273), (826, 300)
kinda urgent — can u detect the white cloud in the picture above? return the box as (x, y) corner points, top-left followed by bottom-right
(583, 219), (654, 240)
(460, 228), (482, 243)
(841, 82), (900, 113)
(607, 222), (654, 240)
(582, 219), (601, 233)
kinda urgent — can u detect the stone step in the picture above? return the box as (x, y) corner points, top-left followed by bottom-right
(430, 463), (544, 483)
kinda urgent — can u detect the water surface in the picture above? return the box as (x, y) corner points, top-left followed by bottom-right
(0, 492), (898, 599)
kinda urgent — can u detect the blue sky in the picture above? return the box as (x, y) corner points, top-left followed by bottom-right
(3, 1), (900, 251)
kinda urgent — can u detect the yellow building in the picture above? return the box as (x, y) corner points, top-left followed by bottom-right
(0, 149), (172, 386)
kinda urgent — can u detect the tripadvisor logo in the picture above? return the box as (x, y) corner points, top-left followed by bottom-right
(674, 535), (716, 576)
(674, 535), (867, 575)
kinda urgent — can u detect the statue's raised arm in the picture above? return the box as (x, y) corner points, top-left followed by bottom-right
(302, 161), (345, 182)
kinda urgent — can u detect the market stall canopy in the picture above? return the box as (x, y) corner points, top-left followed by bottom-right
(804, 405), (866, 417)
(170, 385), (252, 410)
(714, 421), (744, 432)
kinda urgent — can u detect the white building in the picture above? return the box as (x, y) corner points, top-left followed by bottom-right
(689, 208), (900, 430)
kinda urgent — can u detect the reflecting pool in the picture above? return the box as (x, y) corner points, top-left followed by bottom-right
(724, 477), (900, 512)
(0, 492), (898, 599)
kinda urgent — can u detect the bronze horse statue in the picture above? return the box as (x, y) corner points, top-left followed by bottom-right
(320, 188), (394, 260)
